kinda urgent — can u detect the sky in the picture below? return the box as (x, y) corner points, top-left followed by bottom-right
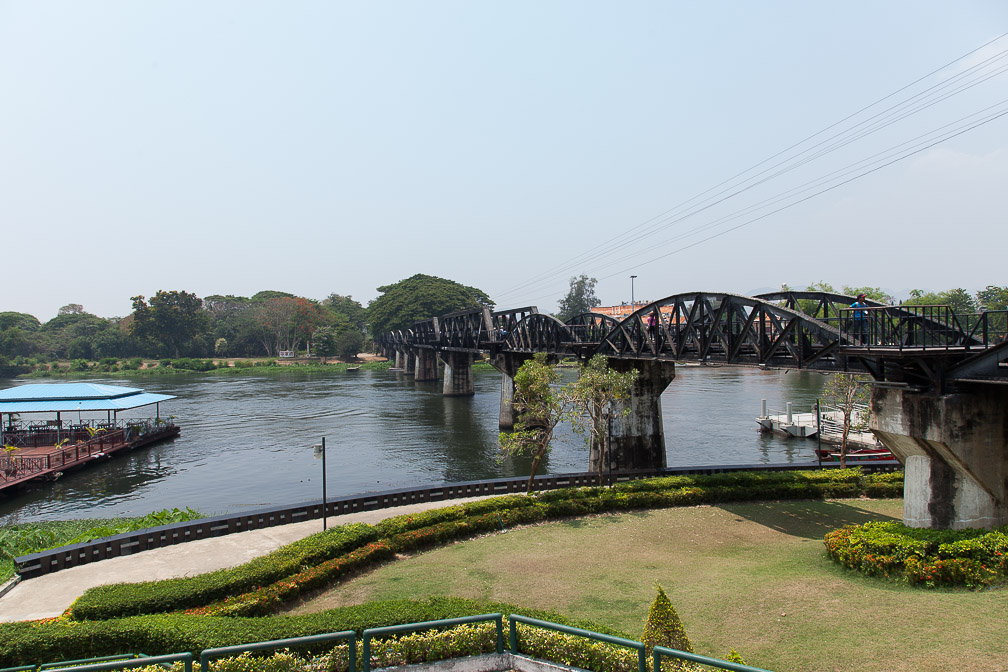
(2, 1), (1007, 321)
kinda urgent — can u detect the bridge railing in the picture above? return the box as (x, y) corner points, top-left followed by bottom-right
(839, 305), (1007, 350)
(961, 310), (1008, 346)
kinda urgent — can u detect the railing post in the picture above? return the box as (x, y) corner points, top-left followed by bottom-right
(509, 616), (518, 653)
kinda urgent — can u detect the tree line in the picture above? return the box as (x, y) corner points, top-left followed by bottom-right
(2, 274), (1004, 375)
(0, 274), (493, 373)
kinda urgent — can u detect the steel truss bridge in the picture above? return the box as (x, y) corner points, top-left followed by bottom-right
(379, 291), (1008, 393)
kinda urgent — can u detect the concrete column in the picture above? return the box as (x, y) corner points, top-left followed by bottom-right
(591, 358), (676, 473)
(394, 350), (405, 370)
(414, 349), (439, 381)
(489, 352), (538, 430)
(871, 386), (1008, 530)
(439, 351), (476, 397)
(404, 350), (416, 376)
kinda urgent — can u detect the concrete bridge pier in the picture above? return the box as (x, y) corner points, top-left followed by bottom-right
(591, 359), (676, 474)
(394, 349), (407, 371)
(489, 352), (541, 429)
(403, 350), (416, 376)
(440, 351), (476, 397)
(414, 349), (439, 381)
(871, 386), (1008, 530)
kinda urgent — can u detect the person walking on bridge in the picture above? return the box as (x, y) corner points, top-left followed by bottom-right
(850, 293), (869, 344)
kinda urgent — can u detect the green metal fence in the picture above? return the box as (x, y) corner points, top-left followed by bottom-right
(653, 645), (773, 672)
(362, 613), (504, 672)
(8, 614), (778, 672)
(38, 655), (151, 672)
(28, 655), (192, 672)
(509, 614), (648, 672)
(200, 631), (356, 672)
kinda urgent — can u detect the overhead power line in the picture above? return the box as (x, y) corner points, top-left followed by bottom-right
(493, 32), (1008, 306)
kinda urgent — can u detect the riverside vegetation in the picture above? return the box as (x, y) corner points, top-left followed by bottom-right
(14, 357), (392, 379)
(0, 508), (204, 582)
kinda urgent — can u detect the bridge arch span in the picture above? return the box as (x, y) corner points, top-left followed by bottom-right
(502, 313), (574, 355)
(595, 291), (843, 370)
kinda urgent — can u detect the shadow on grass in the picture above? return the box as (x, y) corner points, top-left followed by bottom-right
(718, 500), (900, 540)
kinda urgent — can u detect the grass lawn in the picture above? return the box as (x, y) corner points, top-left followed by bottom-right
(287, 498), (1008, 672)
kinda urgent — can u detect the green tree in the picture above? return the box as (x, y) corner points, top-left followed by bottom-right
(566, 354), (639, 484)
(498, 354), (572, 493)
(842, 286), (893, 303)
(313, 325), (338, 363)
(905, 288), (978, 315)
(367, 274), (494, 338)
(324, 294), (367, 330)
(129, 290), (209, 358)
(0, 312), (41, 332)
(336, 326), (364, 361)
(204, 295), (267, 357)
(556, 274), (601, 322)
(823, 373), (871, 467)
(976, 285), (1008, 311)
(40, 311), (125, 359)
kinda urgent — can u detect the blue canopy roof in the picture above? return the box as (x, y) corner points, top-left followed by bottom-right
(0, 383), (175, 414)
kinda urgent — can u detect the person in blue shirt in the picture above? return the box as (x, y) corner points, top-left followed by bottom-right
(850, 293), (869, 344)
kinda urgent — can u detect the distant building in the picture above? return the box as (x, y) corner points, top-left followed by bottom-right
(591, 302), (679, 320)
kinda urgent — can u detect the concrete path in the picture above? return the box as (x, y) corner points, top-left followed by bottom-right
(0, 497), (488, 622)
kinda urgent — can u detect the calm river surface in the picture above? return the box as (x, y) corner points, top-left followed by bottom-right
(0, 366), (827, 523)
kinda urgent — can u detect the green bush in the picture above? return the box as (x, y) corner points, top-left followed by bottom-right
(168, 358), (218, 372)
(824, 520), (1008, 588)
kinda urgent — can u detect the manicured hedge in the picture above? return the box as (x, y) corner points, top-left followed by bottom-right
(71, 523), (378, 620)
(0, 598), (624, 668)
(824, 520), (1008, 588)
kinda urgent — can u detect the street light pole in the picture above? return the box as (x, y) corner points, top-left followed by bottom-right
(630, 275), (637, 311)
(321, 436), (327, 530)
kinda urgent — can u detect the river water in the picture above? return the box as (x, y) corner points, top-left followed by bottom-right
(0, 366), (827, 523)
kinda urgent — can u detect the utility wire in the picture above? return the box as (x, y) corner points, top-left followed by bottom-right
(493, 33), (1008, 304)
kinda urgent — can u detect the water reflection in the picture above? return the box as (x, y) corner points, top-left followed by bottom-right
(0, 366), (825, 523)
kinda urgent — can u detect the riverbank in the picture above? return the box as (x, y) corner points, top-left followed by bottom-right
(12, 356), (392, 379)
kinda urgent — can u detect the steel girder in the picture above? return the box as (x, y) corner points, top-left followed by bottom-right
(594, 292), (843, 370)
(502, 313), (576, 355)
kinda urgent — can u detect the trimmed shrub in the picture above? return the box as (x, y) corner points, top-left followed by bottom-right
(641, 585), (693, 657)
(71, 524), (378, 620)
(824, 520), (1008, 588)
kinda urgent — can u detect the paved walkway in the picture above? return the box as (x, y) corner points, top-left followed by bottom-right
(0, 497), (489, 622)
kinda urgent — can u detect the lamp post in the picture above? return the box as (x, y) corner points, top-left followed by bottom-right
(313, 437), (328, 530)
(630, 275), (637, 311)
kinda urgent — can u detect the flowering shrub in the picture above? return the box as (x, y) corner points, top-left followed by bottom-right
(824, 520), (1008, 588)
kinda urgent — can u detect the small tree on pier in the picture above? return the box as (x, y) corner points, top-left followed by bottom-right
(823, 372), (871, 467)
(566, 355), (638, 485)
(498, 353), (570, 494)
